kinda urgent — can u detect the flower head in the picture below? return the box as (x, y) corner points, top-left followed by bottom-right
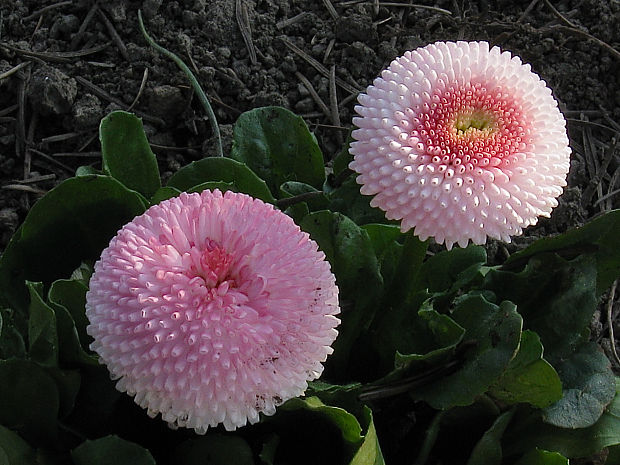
(86, 190), (339, 433)
(349, 41), (570, 249)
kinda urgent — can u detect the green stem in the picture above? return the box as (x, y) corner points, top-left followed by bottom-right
(275, 191), (325, 210)
(137, 10), (223, 157)
(414, 410), (445, 465)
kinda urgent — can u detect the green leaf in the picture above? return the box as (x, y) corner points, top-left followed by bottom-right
(279, 182), (329, 224)
(0, 175), (147, 314)
(371, 306), (464, 378)
(328, 176), (390, 225)
(230, 106), (325, 194)
(282, 397), (364, 446)
(282, 201), (310, 225)
(258, 434), (279, 465)
(26, 282), (58, 367)
(267, 397), (384, 465)
(503, 209), (620, 296)
(514, 449), (569, 465)
(357, 307), (465, 401)
(543, 342), (616, 428)
(48, 279), (97, 366)
(413, 295), (522, 409)
(45, 367), (81, 418)
(100, 111), (161, 198)
(12, 282), (82, 417)
(466, 409), (516, 465)
(300, 211), (383, 379)
(506, 377), (620, 459)
(175, 435), (254, 465)
(280, 182), (329, 211)
(383, 232), (427, 308)
(360, 225), (402, 305)
(0, 359), (59, 444)
(75, 165), (102, 177)
(64, 365), (121, 437)
(420, 245), (487, 294)
(489, 330), (563, 408)
(306, 381), (364, 416)
(71, 435), (155, 465)
(69, 262), (93, 288)
(300, 211), (382, 304)
(0, 308), (26, 360)
(150, 186), (181, 204)
(349, 408), (385, 465)
(416, 245), (488, 314)
(393, 308), (465, 368)
(484, 253), (597, 363)
(332, 130), (354, 179)
(607, 445), (620, 465)
(0, 425), (36, 465)
(361, 224), (402, 259)
(187, 181), (236, 194)
(166, 157), (275, 203)
(486, 254), (616, 427)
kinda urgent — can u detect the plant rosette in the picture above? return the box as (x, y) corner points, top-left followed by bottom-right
(0, 41), (618, 465)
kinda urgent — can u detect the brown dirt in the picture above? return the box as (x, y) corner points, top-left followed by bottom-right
(0, 0), (619, 463)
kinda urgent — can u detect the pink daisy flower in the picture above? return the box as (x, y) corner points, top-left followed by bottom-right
(349, 41), (571, 249)
(86, 190), (339, 433)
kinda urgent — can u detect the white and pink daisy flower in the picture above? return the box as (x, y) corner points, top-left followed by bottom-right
(86, 190), (339, 433)
(349, 41), (571, 249)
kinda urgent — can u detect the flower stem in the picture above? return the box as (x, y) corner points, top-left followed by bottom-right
(413, 410), (444, 465)
(275, 191), (326, 210)
(137, 10), (223, 157)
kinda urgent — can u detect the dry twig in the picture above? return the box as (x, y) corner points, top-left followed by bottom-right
(97, 9), (129, 61)
(0, 61), (31, 81)
(541, 25), (620, 61)
(376, 2), (451, 14)
(295, 72), (331, 118)
(517, 0), (539, 23)
(0, 104), (19, 117)
(542, 0), (577, 28)
(607, 280), (620, 366)
(21, 148), (74, 173)
(127, 68), (149, 112)
(75, 133), (97, 153)
(322, 0), (339, 20)
(276, 12), (308, 29)
(2, 184), (46, 195)
(41, 132), (82, 144)
(236, 0), (257, 65)
(0, 42), (111, 63)
(567, 118), (619, 134)
(23, 1), (72, 21)
(53, 151), (102, 158)
(15, 69), (27, 159)
(75, 75), (165, 126)
(17, 174), (56, 184)
(70, 2), (99, 50)
(323, 38), (336, 63)
(281, 38), (360, 95)
(86, 61), (116, 68)
(24, 111), (39, 181)
(329, 65), (343, 145)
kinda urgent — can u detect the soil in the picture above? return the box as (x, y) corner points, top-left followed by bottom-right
(0, 0), (619, 463)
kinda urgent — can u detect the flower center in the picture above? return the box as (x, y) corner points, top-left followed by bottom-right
(455, 109), (496, 133)
(199, 238), (234, 288)
(407, 81), (530, 177)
